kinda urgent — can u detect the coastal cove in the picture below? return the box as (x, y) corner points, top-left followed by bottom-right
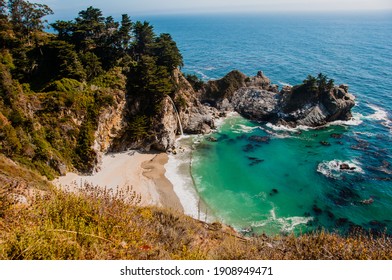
(2, 1), (392, 260)
(55, 12), (392, 236)
(55, 101), (392, 236)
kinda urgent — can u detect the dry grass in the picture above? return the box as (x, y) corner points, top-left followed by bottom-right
(1, 179), (392, 260)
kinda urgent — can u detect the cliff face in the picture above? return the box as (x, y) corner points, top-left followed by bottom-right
(173, 69), (219, 135)
(93, 89), (127, 167)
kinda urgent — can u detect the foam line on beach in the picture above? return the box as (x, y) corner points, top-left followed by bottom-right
(164, 138), (206, 219)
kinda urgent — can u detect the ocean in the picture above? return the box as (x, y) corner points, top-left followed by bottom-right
(147, 13), (392, 235)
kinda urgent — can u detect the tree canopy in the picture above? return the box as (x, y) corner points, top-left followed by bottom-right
(8, 0), (53, 43)
(303, 73), (334, 93)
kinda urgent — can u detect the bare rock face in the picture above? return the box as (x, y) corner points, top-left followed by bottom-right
(245, 70), (272, 89)
(201, 70), (247, 107)
(231, 87), (279, 121)
(94, 90), (126, 153)
(150, 96), (178, 151)
(93, 90), (127, 167)
(172, 69), (219, 135)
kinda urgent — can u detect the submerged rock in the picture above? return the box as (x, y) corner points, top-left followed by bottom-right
(331, 133), (343, 139)
(320, 141), (331, 146)
(242, 144), (255, 152)
(248, 157), (264, 166)
(248, 135), (270, 143)
(312, 204), (323, 215)
(206, 136), (218, 142)
(269, 188), (279, 196)
(360, 197), (374, 205)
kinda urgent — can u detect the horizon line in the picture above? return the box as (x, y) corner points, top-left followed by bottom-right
(47, 8), (392, 21)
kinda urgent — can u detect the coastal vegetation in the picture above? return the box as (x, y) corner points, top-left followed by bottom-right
(1, 177), (391, 259)
(0, 1), (391, 260)
(1, 1), (183, 177)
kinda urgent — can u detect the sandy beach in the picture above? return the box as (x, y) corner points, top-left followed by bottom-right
(53, 150), (183, 212)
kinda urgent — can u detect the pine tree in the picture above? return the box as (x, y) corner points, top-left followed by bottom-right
(8, 0), (53, 44)
(118, 14), (133, 51)
(133, 21), (155, 60)
(73, 6), (105, 50)
(154, 33), (183, 69)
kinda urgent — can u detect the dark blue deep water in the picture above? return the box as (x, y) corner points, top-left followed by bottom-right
(146, 13), (392, 235)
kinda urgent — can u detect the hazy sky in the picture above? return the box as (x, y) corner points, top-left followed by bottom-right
(34, 0), (392, 18)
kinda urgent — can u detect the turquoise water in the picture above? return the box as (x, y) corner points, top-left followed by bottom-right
(192, 114), (392, 235)
(146, 13), (392, 235)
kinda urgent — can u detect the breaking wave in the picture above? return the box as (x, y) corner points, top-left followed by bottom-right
(251, 208), (313, 233)
(317, 159), (365, 179)
(365, 104), (392, 132)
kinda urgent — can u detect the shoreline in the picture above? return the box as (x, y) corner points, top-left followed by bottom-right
(142, 153), (184, 212)
(53, 114), (233, 221)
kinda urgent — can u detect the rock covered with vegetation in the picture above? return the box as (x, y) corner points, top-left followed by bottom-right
(278, 74), (355, 127)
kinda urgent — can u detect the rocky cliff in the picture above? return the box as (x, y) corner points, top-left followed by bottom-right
(108, 69), (219, 153)
(145, 70), (220, 150)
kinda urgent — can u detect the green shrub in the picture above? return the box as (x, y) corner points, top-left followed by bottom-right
(185, 73), (204, 91)
(0, 124), (22, 156)
(91, 67), (126, 90)
(43, 78), (83, 93)
(128, 115), (150, 140)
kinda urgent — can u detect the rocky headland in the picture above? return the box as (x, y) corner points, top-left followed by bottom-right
(96, 69), (356, 164)
(200, 70), (356, 128)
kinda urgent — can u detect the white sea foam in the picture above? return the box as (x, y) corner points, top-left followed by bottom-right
(366, 104), (389, 121)
(251, 207), (313, 233)
(231, 123), (259, 134)
(194, 70), (210, 80)
(165, 145), (201, 219)
(327, 113), (364, 127)
(354, 131), (376, 137)
(365, 104), (392, 132)
(214, 111), (239, 130)
(278, 81), (292, 87)
(317, 159), (365, 179)
(265, 123), (311, 132)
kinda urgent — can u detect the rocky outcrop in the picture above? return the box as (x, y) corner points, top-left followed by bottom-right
(172, 69), (219, 135)
(94, 90), (126, 154)
(150, 96), (179, 151)
(277, 84), (355, 127)
(93, 89), (127, 167)
(201, 70), (247, 107)
(231, 87), (279, 121)
(201, 70), (278, 110)
(205, 70), (356, 128)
